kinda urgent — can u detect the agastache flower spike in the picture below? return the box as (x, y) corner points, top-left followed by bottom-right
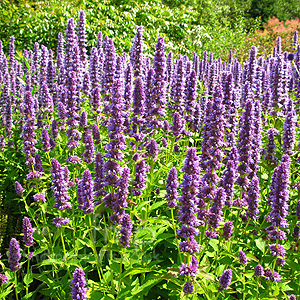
(15, 181), (24, 196)
(282, 110), (296, 154)
(41, 129), (51, 152)
(9, 238), (21, 272)
(132, 160), (148, 196)
(218, 269), (232, 291)
(166, 167), (178, 208)
(269, 154), (290, 230)
(82, 130), (94, 163)
(71, 268), (87, 300)
(78, 169), (95, 213)
(120, 214), (133, 248)
(51, 158), (72, 210)
(22, 217), (34, 247)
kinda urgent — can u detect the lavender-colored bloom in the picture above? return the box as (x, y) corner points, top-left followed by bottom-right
(269, 154), (290, 229)
(185, 69), (197, 124)
(33, 192), (46, 203)
(57, 32), (64, 70)
(218, 269), (232, 291)
(219, 160), (236, 206)
(105, 78), (126, 162)
(282, 110), (296, 153)
(53, 217), (70, 227)
(179, 236), (201, 253)
(120, 213), (132, 248)
(51, 120), (59, 139)
(92, 123), (101, 145)
(79, 111), (87, 128)
(264, 128), (279, 165)
(269, 244), (286, 258)
(94, 153), (107, 200)
(41, 129), (51, 152)
(66, 156), (81, 164)
(22, 91), (37, 165)
(263, 268), (281, 282)
(71, 268), (87, 300)
(82, 130), (94, 163)
(89, 47), (100, 90)
(51, 159), (72, 210)
(162, 137), (168, 147)
(149, 37), (167, 128)
(166, 167), (178, 208)
(254, 264), (264, 277)
(246, 174), (260, 220)
(206, 188), (226, 231)
(22, 217), (34, 247)
(132, 160), (147, 196)
(0, 274), (8, 284)
(183, 281), (194, 294)
(34, 154), (44, 173)
(110, 167), (130, 223)
(239, 250), (247, 265)
(130, 26), (144, 77)
(131, 76), (146, 141)
(77, 11), (87, 70)
(180, 256), (199, 277)
(236, 99), (253, 191)
(146, 138), (159, 161)
(91, 87), (101, 117)
(102, 38), (116, 95)
(78, 169), (95, 213)
(222, 221), (233, 240)
(65, 72), (81, 149)
(170, 59), (185, 113)
(171, 112), (185, 137)
(15, 181), (24, 196)
(290, 295), (297, 300)
(9, 238), (21, 272)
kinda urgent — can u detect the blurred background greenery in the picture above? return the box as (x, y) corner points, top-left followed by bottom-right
(1, 0), (300, 62)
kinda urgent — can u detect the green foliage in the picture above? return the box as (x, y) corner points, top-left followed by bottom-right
(0, 0), (257, 60)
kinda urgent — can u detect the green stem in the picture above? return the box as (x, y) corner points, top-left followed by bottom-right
(88, 214), (104, 283)
(14, 272), (19, 300)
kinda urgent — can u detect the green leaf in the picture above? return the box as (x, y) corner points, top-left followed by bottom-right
(255, 238), (266, 253)
(149, 201), (166, 212)
(23, 269), (33, 286)
(131, 278), (162, 296)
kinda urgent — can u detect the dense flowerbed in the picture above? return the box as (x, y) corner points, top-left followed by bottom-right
(0, 10), (300, 300)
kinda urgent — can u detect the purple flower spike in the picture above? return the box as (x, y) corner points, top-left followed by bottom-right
(51, 158), (72, 210)
(269, 154), (290, 230)
(41, 129), (51, 152)
(246, 174), (260, 220)
(22, 217), (34, 247)
(53, 217), (70, 227)
(33, 192), (46, 203)
(82, 130), (94, 163)
(146, 138), (159, 161)
(166, 167), (178, 208)
(132, 160), (148, 196)
(254, 264), (264, 277)
(239, 250), (247, 265)
(0, 274), (8, 284)
(71, 268), (87, 300)
(222, 221), (233, 240)
(120, 214), (133, 248)
(15, 181), (24, 196)
(78, 169), (95, 214)
(183, 281), (194, 294)
(9, 238), (21, 272)
(218, 269), (232, 291)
